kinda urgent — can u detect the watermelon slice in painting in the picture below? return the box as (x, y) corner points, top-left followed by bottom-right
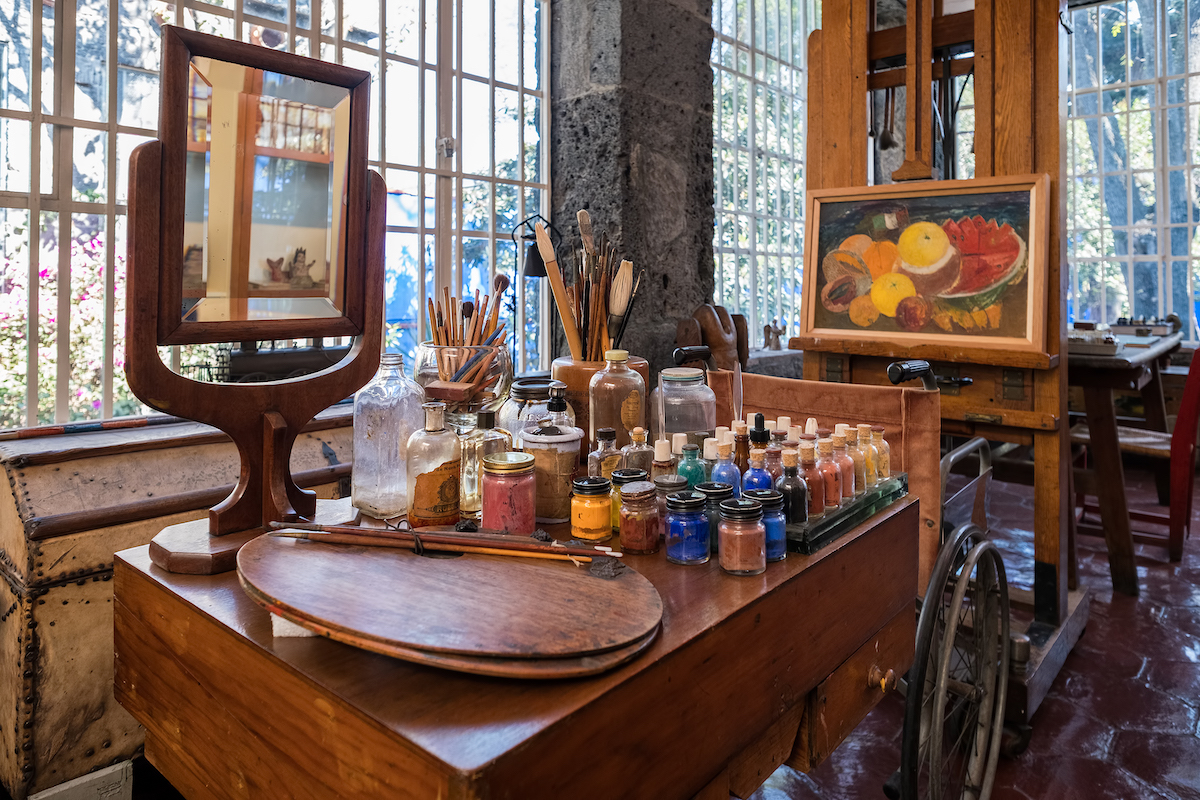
(938, 216), (1027, 309)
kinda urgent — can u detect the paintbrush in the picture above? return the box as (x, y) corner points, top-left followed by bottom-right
(607, 259), (634, 340)
(612, 269), (645, 350)
(272, 531), (594, 563)
(269, 521), (618, 559)
(535, 222), (584, 360)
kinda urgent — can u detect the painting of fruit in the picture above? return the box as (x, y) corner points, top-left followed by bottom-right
(801, 176), (1048, 356)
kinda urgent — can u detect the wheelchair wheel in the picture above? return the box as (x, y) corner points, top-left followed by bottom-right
(900, 526), (1010, 800)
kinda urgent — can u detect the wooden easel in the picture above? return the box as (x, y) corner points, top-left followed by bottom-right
(798, 0), (1086, 725)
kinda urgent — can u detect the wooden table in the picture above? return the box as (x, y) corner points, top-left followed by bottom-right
(114, 499), (919, 800)
(1069, 331), (1184, 595)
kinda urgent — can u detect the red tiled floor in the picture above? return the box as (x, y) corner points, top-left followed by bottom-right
(751, 467), (1200, 800)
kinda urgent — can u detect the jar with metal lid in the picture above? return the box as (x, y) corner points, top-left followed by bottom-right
(522, 413), (583, 525)
(653, 474), (688, 541)
(649, 367), (717, 445)
(665, 491), (710, 565)
(743, 489), (786, 562)
(571, 476), (612, 541)
(610, 468), (649, 532)
(694, 481), (734, 552)
(481, 452), (536, 535)
(618, 481), (660, 555)
(496, 378), (576, 447)
(718, 498), (766, 576)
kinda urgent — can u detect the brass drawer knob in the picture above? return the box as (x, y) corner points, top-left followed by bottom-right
(868, 666), (896, 693)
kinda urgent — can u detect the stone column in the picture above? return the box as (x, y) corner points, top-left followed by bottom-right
(550, 0), (715, 373)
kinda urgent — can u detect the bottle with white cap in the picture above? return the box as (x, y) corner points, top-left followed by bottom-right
(671, 432), (690, 467)
(702, 436), (719, 480)
(651, 438), (674, 480)
(777, 416), (793, 433)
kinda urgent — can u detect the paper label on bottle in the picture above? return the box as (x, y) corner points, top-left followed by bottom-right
(600, 454), (622, 479)
(620, 390), (642, 431)
(409, 459), (461, 526)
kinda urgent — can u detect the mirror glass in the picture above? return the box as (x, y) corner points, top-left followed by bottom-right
(182, 57), (351, 324)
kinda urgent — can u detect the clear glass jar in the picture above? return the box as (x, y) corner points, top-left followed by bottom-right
(665, 491), (710, 565)
(872, 426), (891, 479)
(610, 468), (649, 532)
(496, 378), (575, 448)
(459, 410), (513, 520)
(718, 498), (766, 576)
(412, 342), (513, 434)
(815, 438), (843, 511)
(857, 424), (879, 487)
(831, 433), (856, 499)
(844, 427), (867, 495)
(649, 367), (717, 445)
(571, 476), (613, 542)
(744, 489), (786, 562)
(351, 353), (426, 520)
(589, 349), (646, 450)
(588, 427), (622, 479)
(619, 481), (660, 554)
(481, 452), (536, 534)
(406, 401), (463, 526)
(695, 481), (734, 552)
(653, 474), (688, 539)
(799, 441), (825, 519)
(522, 416), (582, 524)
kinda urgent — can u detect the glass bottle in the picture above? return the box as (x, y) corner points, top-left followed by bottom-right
(831, 433), (856, 500)
(775, 449), (808, 525)
(799, 441), (825, 519)
(621, 426), (655, 474)
(654, 474), (688, 537)
(671, 432), (690, 468)
(676, 444), (706, 489)
(571, 476), (613, 541)
(611, 468), (649, 532)
(496, 378), (548, 448)
(665, 491), (710, 565)
(481, 452), (536, 534)
(718, 498), (766, 576)
(710, 441), (742, 498)
(872, 426), (891, 479)
(743, 448), (774, 492)
(406, 401), (462, 527)
(589, 349), (646, 450)
(733, 422), (751, 476)
(857, 423), (879, 487)
(651, 439), (674, 480)
(805, 417), (819, 435)
(351, 353), (425, 520)
(695, 481), (734, 552)
(648, 366), (717, 444)
(844, 427), (867, 495)
(776, 416), (792, 434)
(764, 433), (784, 481)
(701, 437), (718, 480)
(459, 410), (514, 520)
(619, 481), (660, 554)
(750, 413), (771, 452)
(715, 425), (730, 445)
(522, 416), (582, 524)
(588, 427), (622, 479)
(815, 438), (843, 511)
(744, 489), (786, 562)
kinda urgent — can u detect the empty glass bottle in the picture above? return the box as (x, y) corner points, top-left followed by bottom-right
(351, 353), (425, 520)
(621, 426), (655, 474)
(407, 401), (462, 526)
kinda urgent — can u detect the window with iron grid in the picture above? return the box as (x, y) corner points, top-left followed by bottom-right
(0, 0), (549, 430)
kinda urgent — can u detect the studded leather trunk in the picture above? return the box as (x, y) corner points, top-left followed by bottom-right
(0, 408), (353, 799)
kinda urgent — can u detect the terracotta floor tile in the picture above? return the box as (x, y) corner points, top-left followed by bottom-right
(1111, 731), (1200, 800)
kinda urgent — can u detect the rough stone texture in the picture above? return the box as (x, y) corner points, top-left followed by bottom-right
(550, 0), (715, 374)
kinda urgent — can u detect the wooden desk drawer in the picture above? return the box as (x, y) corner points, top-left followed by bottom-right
(787, 601), (915, 772)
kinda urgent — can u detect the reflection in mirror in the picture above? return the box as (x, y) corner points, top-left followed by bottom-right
(182, 56), (352, 324)
(160, 338), (355, 384)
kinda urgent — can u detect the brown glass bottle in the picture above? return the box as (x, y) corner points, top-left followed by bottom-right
(733, 421), (751, 476)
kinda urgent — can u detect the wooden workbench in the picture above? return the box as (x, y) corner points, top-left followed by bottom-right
(114, 498), (919, 800)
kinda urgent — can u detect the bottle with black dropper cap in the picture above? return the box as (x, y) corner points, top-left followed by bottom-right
(750, 413), (771, 449)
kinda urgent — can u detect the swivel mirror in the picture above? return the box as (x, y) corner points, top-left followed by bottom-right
(125, 26), (384, 574)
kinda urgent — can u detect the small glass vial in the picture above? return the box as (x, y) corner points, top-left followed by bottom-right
(611, 468), (649, 532)
(750, 413), (771, 450)
(351, 352), (426, 520)
(718, 498), (766, 576)
(857, 423), (879, 487)
(775, 449), (808, 525)
(654, 474), (688, 537)
(733, 422), (751, 476)
(406, 401), (463, 527)
(872, 426), (891, 479)
(815, 438), (843, 511)
(589, 427), (622, 479)
(831, 433), (856, 500)
(571, 476), (613, 541)
(619, 481), (660, 554)
(799, 441), (825, 519)
(744, 489), (787, 562)
(481, 452), (536, 535)
(844, 427), (867, 495)
(676, 443), (706, 489)
(695, 481), (734, 552)
(710, 441), (742, 498)
(671, 432), (690, 468)
(651, 439), (674, 480)
(764, 433), (784, 481)
(701, 437), (719, 480)
(589, 349), (646, 450)
(776, 416), (792, 434)
(665, 491), (710, 565)
(459, 410), (514, 520)
(621, 426), (655, 474)
(743, 448), (774, 492)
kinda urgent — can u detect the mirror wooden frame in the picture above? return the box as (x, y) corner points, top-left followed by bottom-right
(158, 25), (370, 345)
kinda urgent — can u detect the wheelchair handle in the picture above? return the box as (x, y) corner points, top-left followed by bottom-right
(673, 346), (717, 370)
(939, 436), (992, 506)
(886, 360), (939, 392)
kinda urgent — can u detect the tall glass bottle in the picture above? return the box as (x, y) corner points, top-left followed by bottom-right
(406, 401), (462, 526)
(844, 427), (867, 495)
(621, 426), (655, 474)
(459, 410), (513, 520)
(733, 422), (752, 476)
(589, 349), (646, 450)
(799, 441), (825, 519)
(815, 438), (843, 511)
(588, 427), (623, 479)
(351, 353), (425, 520)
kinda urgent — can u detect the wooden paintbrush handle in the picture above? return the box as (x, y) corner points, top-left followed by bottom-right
(535, 223), (584, 360)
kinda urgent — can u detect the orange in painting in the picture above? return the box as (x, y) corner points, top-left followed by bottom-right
(863, 240), (899, 279)
(838, 234), (873, 256)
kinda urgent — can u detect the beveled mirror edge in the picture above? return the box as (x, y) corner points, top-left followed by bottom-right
(157, 25), (371, 346)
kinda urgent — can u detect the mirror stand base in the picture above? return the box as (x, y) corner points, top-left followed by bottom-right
(149, 497), (357, 574)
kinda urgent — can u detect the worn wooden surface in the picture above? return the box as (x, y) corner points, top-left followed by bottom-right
(115, 499), (919, 799)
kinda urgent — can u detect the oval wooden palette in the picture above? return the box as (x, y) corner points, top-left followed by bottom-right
(237, 534), (663, 662)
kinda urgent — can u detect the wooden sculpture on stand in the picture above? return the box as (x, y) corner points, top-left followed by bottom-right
(125, 27), (384, 574)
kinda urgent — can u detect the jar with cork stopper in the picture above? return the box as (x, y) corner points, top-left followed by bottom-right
(843, 426), (867, 495)
(651, 439), (674, 480)
(872, 426), (891, 479)
(733, 422), (751, 475)
(799, 441), (825, 519)
(831, 432), (856, 500)
(815, 438), (843, 511)
(621, 426), (654, 474)
(857, 423), (879, 486)
(774, 448), (807, 525)
(710, 440), (742, 497)
(742, 448), (773, 492)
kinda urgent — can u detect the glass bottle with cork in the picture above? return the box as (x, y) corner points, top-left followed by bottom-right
(589, 349), (645, 450)
(459, 410), (513, 520)
(618, 481), (660, 554)
(775, 448), (807, 525)
(621, 426), (655, 474)
(732, 421), (752, 475)
(764, 430), (785, 481)
(351, 352), (425, 521)
(798, 441), (825, 519)
(743, 448), (773, 492)
(872, 426), (891, 479)
(588, 427), (622, 479)
(701, 437), (719, 480)
(831, 432), (856, 500)
(710, 441), (742, 498)
(406, 401), (462, 527)
(843, 427), (867, 495)
(481, 452), (536, 534)
(857, 423), (879, 486)
(815, 438), (843, 512)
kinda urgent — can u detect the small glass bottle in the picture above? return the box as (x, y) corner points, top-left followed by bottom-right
(750, 413), (771, 451)
(406, 401), (463, 527)
(651, 439), (674, 480)
(621, 426), (655, 474)
(775, 449), (808, 525)
(671, 432), (690, 468)
(744, 489), (786, 562)
(857, 423), (879, 487)
(764, 432), (784, 481)
(805, 417), (819, 435)
(653, 474), (688, 537)
(589, 349), (646, 450)
(665, 491), (710, 565)
(351, 352), (426, 520)
(571, 476), (613, 541)
(743, 448), (774, 492)
(701, 437), (719, 480)
(695, 481), (734, 552)
(872, 426), (891, 479)
(710, 441), (742, 498)
(611, 468), (649, 532)
(481, 452), (536, 534)
(815, 438), (843, 511)
(776, 416), (792, 434)
(588, 427), (622, 479)
(799, 441), (825, 519)
(718, 498), (766, 576)
(522, 416), (582, 524)
(733, 421), (751, 476)
(844, 427), (867, 495)
(619, 481), (660, 554)
(676, 443), (706, 489)
(831, 433), (856, 500)
(715, 425), (730, 445)
(459, 410), (514, 520)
